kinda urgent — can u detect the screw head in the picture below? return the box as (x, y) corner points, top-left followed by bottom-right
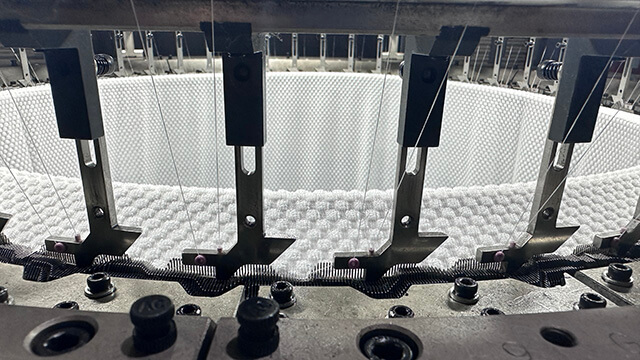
(85, 272), (116, 299)
(493, 250), (505, 262)
(237, 297), (280, 330)
(176, 303), (202, 316)
(53, 301), (79, 310)
(348, 257), (360, 269)
(53, 242), (66, 253)
(607, 263), (632, 282)
(577, 292), (607, 309)
(388, 305), (414, 318)
(194, 255), (207, 265)
(270, 281), (296, 309)
(93, 207), (105, 218)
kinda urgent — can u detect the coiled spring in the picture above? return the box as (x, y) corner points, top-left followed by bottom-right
(94, 54), (116, 77)
(536, 59), (562, 81)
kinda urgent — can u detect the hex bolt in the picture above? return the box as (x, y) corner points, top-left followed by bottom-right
(236, 297), (280, 357)
(176, 304), (202, 316)
(602, 263), (634, 289)
(388, 305), (414, 318)
(576, 292), (607, 310)
(448, 277), (479, 305)
(0, 286), (13, 304)
(53, 301), (80, 310)
(84, 272), (116, 299)
(270, 281), (296, 309)
(130, 295), (177, 354)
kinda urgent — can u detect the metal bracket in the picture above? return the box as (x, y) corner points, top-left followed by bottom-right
(316, 33), (327, 71)
(183, 147), (295, 279)
(16, 48), (34, 86)
(486, 36), (504, 86)
(477, 140), (580, 272)
(345, 34), (355, 72)
(611, 57), (636, 107)
(456, 56), (471, 82)
(516, 37), (536, 89)
(144, 31), (155, 75)
(113, 30), (126, 76)
(372, 35), (383, 73)
(288, 33), (299, 72)
(45, 138), (142, 266)
(335, 54), (449, 281)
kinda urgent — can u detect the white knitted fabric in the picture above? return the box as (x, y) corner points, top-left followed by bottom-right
(0, 73), (639, 277)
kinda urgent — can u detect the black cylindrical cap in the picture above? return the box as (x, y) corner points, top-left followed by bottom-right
(578, 292), (607, 309)
(270, 281), (295, 308)
(237, 297), (280, 330)
(453, 277), (478, 299)
(607, 263), (632, 282)
(87, 272), (111, 293)
(130, 295), (177, 354)
(0, 286), (8, 303)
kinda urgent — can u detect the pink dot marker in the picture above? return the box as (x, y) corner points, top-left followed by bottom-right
(53, 242), (66, 253)
(348, 257), (360, 269)
(194, 255), (207, 265)
(494, 250), (505, 262)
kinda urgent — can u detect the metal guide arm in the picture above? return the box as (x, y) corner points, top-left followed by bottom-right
(182, 23), (294, 279)
(334, 52), (449, 281)
(477, 38), (611, 272)
(0, 27), (142, 267)
(594, 195), (640, 256)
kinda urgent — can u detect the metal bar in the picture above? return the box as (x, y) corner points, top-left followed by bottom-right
(517, 37), (536, 89)
(113, 30), (126, 75)
(175, 31), (184, 73)
(145, 31), (155, 75)
(612, 57), (636, 106)
(488, 37), (504, 85)
(17, 48), (33, 86)
(374, 34), (383, 73)
(346, 33), (355, 72)
(317, 33), (327, 71)
(264, 34), (271, 71)
(3, 1), (640, 38)
(290, 32), (298, 71)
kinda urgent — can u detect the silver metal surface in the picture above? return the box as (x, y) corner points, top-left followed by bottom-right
(145, 31), (156, 75)
(45, 137), (142, 267)
(0, 304), (214, 360)
(488, 36), (504, 86)
(113, 30), (126, 76)
(317, 33), (327, 72)
(4, 0), (640, 38)
(183, 147), (295, 279)
(516, 37), (536, 89)
(335, 146), (447, 281)
(209, 306), (640, 359)
(374, 34), (383, 73)
(478, 139), (579, 271)
(17, 47), (33, 86)
(258, 274), (612, 320)
(575, 261), (640, 306)
(346, 34), (355, 72)
(0, 263), (241, 319)
(289, 33), (298, 71)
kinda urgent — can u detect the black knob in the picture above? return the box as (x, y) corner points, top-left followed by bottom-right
(0, 286), (8, 303)
(577, 293), (607, 309)
(454, 277), (478, 299)
(85, 272), (116, 299)
(270, 281), (296, 308)
(129, 295), (177, 354)
(607, 263), (632, 282)
(236, 297), (280, 357)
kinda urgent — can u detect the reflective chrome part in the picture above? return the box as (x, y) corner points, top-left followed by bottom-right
(175, 31), (184, 74)
(487, 36), (504, 86)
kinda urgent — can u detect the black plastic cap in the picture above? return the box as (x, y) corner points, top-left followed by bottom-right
(453, 277), (478, 299)
(578, 293), (607, 309)
(87, 272), (111, 293)
(237, 297), (280, 329)
(130, 295), (175, 328)
(607, 263), (632, 282)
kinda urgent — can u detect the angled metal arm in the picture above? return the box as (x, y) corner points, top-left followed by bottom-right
(183, 25), (294, 279)
(478, 38), (611, 272)
(594, 195), (640, 256)
(0, 28), (141, 267)
(335, 53), (450, 281)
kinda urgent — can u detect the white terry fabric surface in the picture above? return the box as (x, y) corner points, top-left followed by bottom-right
(0, 73), (639, 277)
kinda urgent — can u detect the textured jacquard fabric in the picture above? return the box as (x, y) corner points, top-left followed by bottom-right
(0, 73), (639, 277)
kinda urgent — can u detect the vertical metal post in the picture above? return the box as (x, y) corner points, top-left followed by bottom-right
(17, 48), (33, 86)
(145, 31), (156, 75)
(113, 31), (126, 76)
(456, 56), (471, 82)
(123, 31), (136, 57)
(374, 34), (384, 73)
(517, 37), (536, 89)
(317, 33), (327, 71)
(346, 34), (355, 72)
(612, 58), (636, 106)
(289, 33), (298, 71)
(175, 31), (184, 74)
(488, 36), (504, 85)
(264, 34), (271, 71)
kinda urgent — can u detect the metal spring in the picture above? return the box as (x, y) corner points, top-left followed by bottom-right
(536, 59), (562, 81)
(94, 54), (116, 77)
